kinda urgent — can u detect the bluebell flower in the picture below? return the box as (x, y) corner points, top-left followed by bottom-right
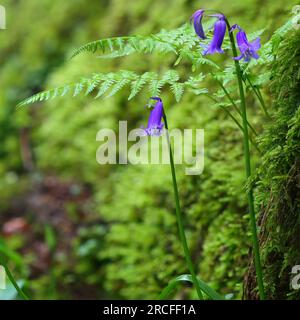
(191, 9), (206, 39)
(144, 97), (164, 136)
(203, 14), (226, 55)
(231, 24), (261, 62)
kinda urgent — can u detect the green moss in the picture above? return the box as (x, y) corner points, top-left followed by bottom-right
(246, 30), (300, 299)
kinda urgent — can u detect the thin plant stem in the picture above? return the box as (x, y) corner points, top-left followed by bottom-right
(162, 110), (204, 300)
(226, 19), (265, 300)
(245, 77), (271, 119)
(0, 256), (29, 300)
(205, 94), (261, 153)
(214, 78), (259, 137)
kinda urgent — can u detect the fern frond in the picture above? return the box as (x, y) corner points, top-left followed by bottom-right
(18, 68), (208, 108)
(148, 78), (165, 97)
(106, 78), (131, 98)
(85, 74), (102, 95)
(17, 85), (71, 108)
(70, 23), (205, 63)
(128, 72), (155, 100)
(192, 54), (220, 70)
(95, 75), (116, 99)
(71, 34), (178, 60)
(171, 82), (184, 102)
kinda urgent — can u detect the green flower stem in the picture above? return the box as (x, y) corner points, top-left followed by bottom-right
(226, 19), (265, 300)
(162, 110), (204, 300)
(0, 256), (29, 300)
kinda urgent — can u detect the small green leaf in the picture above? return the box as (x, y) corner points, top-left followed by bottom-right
(159, 274), (224, 300)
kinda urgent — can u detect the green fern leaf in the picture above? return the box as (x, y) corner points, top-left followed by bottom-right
(171, 82), (184, 102)
(128, 72), (155, 100)
(95, 78), (116, 99)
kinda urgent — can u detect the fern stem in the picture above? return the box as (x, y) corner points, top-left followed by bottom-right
(226, 19), (265, 300)
(162, 109), (204, 300)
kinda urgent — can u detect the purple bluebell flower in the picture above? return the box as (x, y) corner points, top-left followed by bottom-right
(191, 9), (206, 39)
(231, 24), (261, 62)
(203, 14), (226, 55)
(144, 97), (164, 136)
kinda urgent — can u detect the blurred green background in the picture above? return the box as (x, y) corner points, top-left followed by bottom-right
(0, 0), (298, 299)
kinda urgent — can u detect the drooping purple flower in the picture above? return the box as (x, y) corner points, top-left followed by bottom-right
(203, 14), (226, 55)
(231, 24), (261, 62)
(144, 97), (164, 136)
(191, 9), (206, 39)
